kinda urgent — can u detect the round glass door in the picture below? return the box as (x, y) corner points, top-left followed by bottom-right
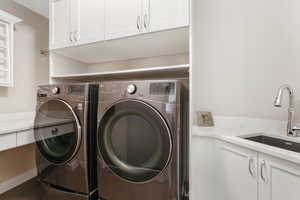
(34, 99), (81, 164)
(98, 100), (172, 183)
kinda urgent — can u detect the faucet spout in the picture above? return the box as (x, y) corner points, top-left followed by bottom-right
(274, 84), (298, 137)
(274, 84), (295, 108)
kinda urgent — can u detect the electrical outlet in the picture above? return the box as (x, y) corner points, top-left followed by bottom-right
(197, 112), (214, 127)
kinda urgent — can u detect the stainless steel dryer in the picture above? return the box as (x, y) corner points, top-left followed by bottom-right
(34, 83), (99, 200)
(96, 80), (189, 200)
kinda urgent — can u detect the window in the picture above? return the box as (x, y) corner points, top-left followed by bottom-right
(0, 10), (22, 87)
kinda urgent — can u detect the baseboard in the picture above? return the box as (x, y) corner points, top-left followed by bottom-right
(0, 168), (37, 194)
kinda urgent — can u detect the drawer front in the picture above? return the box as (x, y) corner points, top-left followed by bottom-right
(17, 129), (35, 146)
(35, 123), (74, 142)
(0, 133), (17, 152)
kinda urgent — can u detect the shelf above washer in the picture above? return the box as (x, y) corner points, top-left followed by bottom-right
(51, 64), (189, 81)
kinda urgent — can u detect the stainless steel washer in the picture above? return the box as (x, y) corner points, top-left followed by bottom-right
(34, 83), (99, 200)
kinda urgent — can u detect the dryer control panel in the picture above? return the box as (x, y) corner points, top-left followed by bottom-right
(149, 82), (175, 95)
(99, 80), (178, 104)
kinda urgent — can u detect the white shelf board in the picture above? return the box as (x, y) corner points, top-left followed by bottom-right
(51, 64), (189, 80)
(52, 27), (189, 64)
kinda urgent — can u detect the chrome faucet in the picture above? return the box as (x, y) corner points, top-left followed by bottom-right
(274, 84), (300, 137)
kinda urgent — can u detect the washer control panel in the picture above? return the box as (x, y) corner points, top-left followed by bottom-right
(37, 84), (90, 103)
(127, 84), (137, 95)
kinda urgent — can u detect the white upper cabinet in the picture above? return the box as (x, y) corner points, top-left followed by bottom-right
(50, 0), (71, 49)
(70, 0), (79, 42)
(50, 0), (189, 52)
(105, 0), (189, 40)
(146, 0), (189, 32)
(76, 0), (105, 45)
(50, 0), (105, 50)
(105, 0), (142, 40)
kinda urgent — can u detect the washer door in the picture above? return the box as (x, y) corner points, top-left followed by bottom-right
(98, 100), (172, 183)
(34, 99), (81, 165)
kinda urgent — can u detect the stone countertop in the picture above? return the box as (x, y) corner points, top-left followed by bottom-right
(0, 112), (73, 135)
(0, 112), (35, 135)
(193, 125), (300, 166)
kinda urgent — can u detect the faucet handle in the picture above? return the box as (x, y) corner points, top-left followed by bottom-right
(291, 126), (300, 137)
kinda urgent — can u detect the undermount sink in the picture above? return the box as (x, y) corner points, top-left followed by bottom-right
(244, 135), (300, 153)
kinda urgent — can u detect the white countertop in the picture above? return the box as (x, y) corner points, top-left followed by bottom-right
(0, 112), (35, 135)
(2, 112), (300, 166)
(193, 124), (300, 166)
(0, 112), (73, 135)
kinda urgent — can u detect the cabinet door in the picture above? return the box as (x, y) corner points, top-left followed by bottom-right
(105, 0), (143, 40)
(259, 154), (300, 200)
(146, 0), (189, 33)
(70, 0), (79, 42)
(75, 0), (105, 45)
(50, 0), (72, 49)
(215, 141), (258, 200)
(191, 138), (215, 200)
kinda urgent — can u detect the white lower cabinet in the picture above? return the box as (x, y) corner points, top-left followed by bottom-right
(215, 141), (258, 200)
(216, 141), (300, 200)
(0, 129), (35, 152)
(259, 154), (300, 200)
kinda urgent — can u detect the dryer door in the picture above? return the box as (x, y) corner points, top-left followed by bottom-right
(34, 99), (81, 165)
(98, 100), (172, 183)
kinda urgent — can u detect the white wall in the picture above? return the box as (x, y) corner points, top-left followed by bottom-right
(0, 0), (49, 113)
(191, 1), (300, 200)
(50, 53), (88, 76)
(49, 53), (189, 83)
(192, 0), (300, 122)
(0, 0), (48, 187)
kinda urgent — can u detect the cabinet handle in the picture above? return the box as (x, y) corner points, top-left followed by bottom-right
(74, 30), (78, 42)
(137, 16), (141, 31)
(51, 128), (58, 136)
(69, 32), (75, 42)
(260, 160), (268, 183)
(69, 32), (73, 42)
(248, 157), (255, 177)
(143, 14), (149, 29)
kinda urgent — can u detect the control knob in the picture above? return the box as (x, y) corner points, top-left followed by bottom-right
(127, 84), (137, 95)
(51, 87), (60, 95)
